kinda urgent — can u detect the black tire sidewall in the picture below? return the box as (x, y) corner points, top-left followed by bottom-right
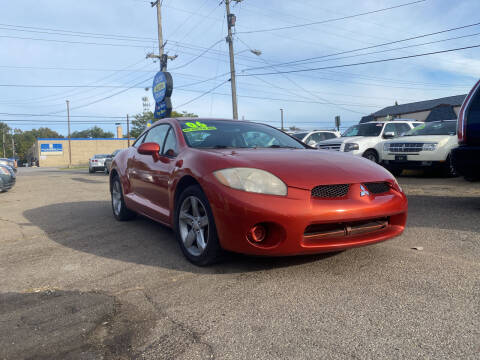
(174, 185), (221, 266)
(363, 150), (379, 163)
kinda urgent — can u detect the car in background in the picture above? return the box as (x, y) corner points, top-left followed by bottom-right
(290, 130), (340, 147)
(104, 149), (122, 175)
(88, 154), (109, 173)
(379, 120), (458, 177)
(109, 118), (407, 265)
(0, 158), (17, 173)
(452, 79), (480, 181)
(316, 120), (422, 163)
(0, 164), (16, 192)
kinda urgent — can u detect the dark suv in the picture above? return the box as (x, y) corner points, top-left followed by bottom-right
(452, 80), (480, 181)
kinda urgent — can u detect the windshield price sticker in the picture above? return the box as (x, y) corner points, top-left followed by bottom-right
(182, 121), (217, 132)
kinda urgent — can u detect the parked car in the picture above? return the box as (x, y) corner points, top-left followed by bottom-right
(0, 158), (17, 173)
(452, 80), (480, 181)
(104, 149), (122, 175)
(290, 130), (340, 146)
(316, 120), (422, 163)
(109, 118), (407, 265)
(0, 164), (16, 192)
(88, 154), (109, 173)
(379, 120), (458, 177)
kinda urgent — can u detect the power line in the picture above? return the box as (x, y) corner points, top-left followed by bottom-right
(243, 21), (480, 71)
(237, 0), (426, 34)
(169, 39), (224, 70)
(175, 80), (229, 109)
(238, 44), (480, 77)
(0, 112), (125, 119)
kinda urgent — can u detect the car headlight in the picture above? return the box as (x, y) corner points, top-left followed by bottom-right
(213, 167), (287, 196)
(383, 143), (390, 152)
(344, 143), (359, 152)
(422, 143), (437, 151)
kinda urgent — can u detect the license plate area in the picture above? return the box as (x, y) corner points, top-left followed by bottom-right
(395, 155), (408, 162)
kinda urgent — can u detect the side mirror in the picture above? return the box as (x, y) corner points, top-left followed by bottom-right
(138, 142), (160, 161)
(307, 140), (317, 147)
(383, 131), (395, 139)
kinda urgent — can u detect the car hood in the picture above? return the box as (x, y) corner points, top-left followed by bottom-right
(387, 135), (453, 143)
(317, 136), (371, 145)
(201, 148), (393, 190)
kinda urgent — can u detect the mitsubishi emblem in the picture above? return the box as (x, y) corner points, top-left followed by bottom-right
(360, 184), (369, 197)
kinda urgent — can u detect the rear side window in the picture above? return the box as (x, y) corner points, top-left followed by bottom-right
(322, 132), (337, 140)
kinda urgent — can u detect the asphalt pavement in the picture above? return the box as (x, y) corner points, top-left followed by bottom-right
(0, 167), (479, 359)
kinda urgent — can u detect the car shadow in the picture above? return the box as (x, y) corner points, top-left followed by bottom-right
(23, 201), (338, 274)
(71, 177), (106, 184)
(406, 194), (480, 232)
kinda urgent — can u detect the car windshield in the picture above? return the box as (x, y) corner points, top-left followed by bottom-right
(94, 154), (109, 159)
(179, 120), (306, 149)
(291, 132), (308, 140)
(342, 123), (384, 137)
(403, 121), (457, 136)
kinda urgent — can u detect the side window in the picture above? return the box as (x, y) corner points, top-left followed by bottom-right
(397, 123), (411, 135)
(162, 128), (178, 157)
(383, 123), (396, 136)
(323, 132), (336, 140)
(133, 132), (147, 148)
(310, 133), (322, 142)
(144, 125), (169, 150)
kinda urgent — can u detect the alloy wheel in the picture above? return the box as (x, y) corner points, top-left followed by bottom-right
(178, 196), (209, 256)
(112, 180), (122, 216)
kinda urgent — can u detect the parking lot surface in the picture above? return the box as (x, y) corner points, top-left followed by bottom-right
(1, 168), (479, 359)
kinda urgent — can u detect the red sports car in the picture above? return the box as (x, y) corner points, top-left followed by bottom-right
(110, 118), (407, 265)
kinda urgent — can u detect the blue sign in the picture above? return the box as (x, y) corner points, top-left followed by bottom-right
(152, 71), (167, 103)
(154, 101), (168, 119)
(40, 143), (63, 154)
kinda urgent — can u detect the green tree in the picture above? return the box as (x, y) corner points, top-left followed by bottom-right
(71, 126), (114, 138)
(130, 110), (198, 138)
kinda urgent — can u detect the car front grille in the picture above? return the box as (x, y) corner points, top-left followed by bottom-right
(364, 182), (391, 194)
(388, 142), (423, 153)
(318, 143), (341, 151)
(312, 184), (350, 198)
(304, 217), (389, 240)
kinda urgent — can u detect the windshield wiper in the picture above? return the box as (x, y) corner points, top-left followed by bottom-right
(268, 145), (297, 148)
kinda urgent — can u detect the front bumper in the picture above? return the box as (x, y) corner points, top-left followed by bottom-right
(451, 145), (480, 178)
(382, 152), (447, 169)
(204, 180), (407, 256)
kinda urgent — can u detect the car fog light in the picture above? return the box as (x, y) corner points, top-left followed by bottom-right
(247, 224), (267, 243)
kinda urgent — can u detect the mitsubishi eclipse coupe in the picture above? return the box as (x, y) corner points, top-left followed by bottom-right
(110, 118), (407, 265)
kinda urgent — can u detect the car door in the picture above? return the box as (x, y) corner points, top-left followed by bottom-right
(132, 124), (177, 223)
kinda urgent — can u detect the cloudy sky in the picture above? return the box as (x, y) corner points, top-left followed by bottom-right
(1, 0), (479, 136)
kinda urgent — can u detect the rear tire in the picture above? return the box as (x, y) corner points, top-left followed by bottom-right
(362, 149), (379, 163)
(174, 185), (222, 266)
(440, 155), (458, 177)
(111, 176), (136, 221)
(104, 167), (109, 175)
(88, 167), (94, 173)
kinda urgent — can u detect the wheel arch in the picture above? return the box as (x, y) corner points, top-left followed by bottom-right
(363, 148), (379, 160)
(173, 175), (202, 208)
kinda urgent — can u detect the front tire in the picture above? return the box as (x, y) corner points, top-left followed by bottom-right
(363, 149), (379, 163)
(111, 176), (136, 221)
(174, 185), (222, 266)
(104, 166), (109, 175)
(440, 155), (458, 177)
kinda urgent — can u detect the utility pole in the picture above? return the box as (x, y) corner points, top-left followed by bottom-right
(2, 129), (5, 158)
(66, 100), (72, 168)
(127, 114), (130, 147)
(280, 108), (284, 131)
(11, 129), (15, 158)
(147, 0), (177, 71)
(225, 0), (239, 120)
